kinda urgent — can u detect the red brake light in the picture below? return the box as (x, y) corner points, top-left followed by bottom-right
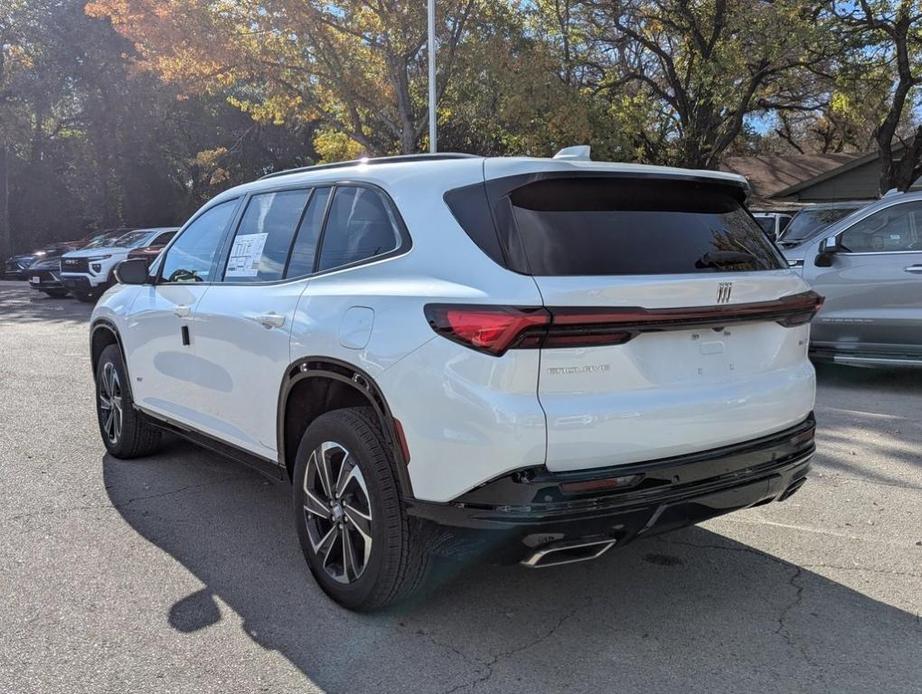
(424, 305), (550, 355)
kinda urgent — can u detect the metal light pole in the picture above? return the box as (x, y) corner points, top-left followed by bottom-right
(427, 0), (437, 153)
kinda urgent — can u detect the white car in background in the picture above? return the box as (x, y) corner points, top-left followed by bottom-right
(61, 227), (177, 302)
(89, 152), (821, 610)
(752, 211), (793, 240)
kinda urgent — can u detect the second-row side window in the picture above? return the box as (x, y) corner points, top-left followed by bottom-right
(219, 185), (400, 282)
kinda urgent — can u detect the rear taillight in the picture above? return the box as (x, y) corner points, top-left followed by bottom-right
(425, 291), (825, 356)
(424, 305), (549, 355)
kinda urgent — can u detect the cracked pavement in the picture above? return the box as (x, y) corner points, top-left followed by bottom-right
(1, 281), (920, 693)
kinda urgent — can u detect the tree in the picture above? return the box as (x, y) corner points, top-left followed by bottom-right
(0, 0), (35, 265)
(88, 0), (491, 157)
(833, 1), (922, 192)
(0, 0), (315, 254)
(572, 0), (831, 168)
(436, 3), (624, 157)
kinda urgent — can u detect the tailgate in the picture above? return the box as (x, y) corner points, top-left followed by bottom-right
(536, 273), (816, 471)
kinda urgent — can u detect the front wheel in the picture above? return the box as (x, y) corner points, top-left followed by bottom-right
(95, 344), (162, 458)
(292, 408), (431, 611)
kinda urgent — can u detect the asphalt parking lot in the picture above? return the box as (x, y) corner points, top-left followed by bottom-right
(1, 280), (920, 694)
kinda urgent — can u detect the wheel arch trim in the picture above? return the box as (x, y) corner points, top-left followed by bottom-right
(89, 319), (135, 400)
(277, 356), (414, 498)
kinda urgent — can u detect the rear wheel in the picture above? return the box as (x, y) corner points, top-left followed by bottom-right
(95, 344), (162, 458)
(292, 407), (431, 611)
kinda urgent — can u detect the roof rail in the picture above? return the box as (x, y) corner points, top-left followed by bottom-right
(259, 153), (480, 181)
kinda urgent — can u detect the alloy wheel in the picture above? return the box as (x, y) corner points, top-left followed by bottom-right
(303, 441), (373, 584)
(98, 362), (123, 445)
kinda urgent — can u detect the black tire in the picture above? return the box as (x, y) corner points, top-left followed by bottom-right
(292, 407), (431, 611)
(42, 289), (70, 298)
(74, 289), (98, 303)
(95, 344), (162, 458)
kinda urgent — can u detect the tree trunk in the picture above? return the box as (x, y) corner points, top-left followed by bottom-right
(389, 54), (418, 154)
(888, 126), (922, 192)
(873, 7), (918, 193)
(0, 145), (10, 268)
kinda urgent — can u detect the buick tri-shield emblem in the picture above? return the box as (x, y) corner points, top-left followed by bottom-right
(716, 282), (733, 304)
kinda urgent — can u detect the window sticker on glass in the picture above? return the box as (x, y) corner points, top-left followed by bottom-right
(226, 233), (268, 277)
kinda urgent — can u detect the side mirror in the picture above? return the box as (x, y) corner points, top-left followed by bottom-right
(814, 235), (839, 267)
(114, 258), (152, 285)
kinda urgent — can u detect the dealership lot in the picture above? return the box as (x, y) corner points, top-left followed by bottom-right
(0, 281), (920, 693)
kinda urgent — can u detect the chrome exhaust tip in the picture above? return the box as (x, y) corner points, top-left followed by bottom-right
(521, 538), (617, 568)
(778, 476), (807, 501)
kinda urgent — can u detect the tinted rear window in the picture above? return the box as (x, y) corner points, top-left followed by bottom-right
(505, 178), (782, 275)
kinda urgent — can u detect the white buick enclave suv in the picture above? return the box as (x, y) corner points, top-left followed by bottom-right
(90, 151), (822, 610)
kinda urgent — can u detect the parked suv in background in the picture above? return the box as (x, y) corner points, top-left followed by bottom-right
(27, 243), (83, 298)
(61, 227), (177, 302)
(5, 241), (81, 280)
(90, 152), (821, 610)
(800, 191), (922, 367)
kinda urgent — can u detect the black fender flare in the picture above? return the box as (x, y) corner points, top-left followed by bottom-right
(276, 356), (414, 498)
(89, 318), (135, 400)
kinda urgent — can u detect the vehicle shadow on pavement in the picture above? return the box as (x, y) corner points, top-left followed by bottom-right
(0, 282), (92, 325)
(103, 443), (922, 694)
(814, 362), (922, 483)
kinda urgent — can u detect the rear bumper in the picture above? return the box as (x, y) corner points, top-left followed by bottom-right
(407, 415), (815, 559)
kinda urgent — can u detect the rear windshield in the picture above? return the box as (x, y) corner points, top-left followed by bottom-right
(780, 206), (861, 244)
(113, 231), (155, 248)
(502, 178), (783, 275)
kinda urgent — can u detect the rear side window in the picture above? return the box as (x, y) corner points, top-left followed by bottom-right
(317, 187), (401, 272)
(446, 176), (784, 275)
(224, 189), (310, 282)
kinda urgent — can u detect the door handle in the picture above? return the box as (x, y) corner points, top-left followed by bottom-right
(253, 312), (286, 329)
(174, 305), (191, 318)
(904, 265), (922, 274)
